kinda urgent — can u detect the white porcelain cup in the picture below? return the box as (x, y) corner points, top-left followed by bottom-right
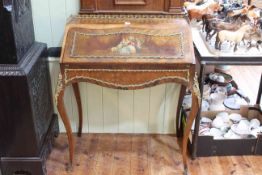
(212, 117), (224, 129)
(220, 126), (230, 133)
(250, 119), (260, 130)
(209, 93), (226, 104)
(201, 117), (212, 124)
(209, 74), (218, 81)
(210, 128), (223, 137)
(229, 113), (242, 124)
(209, 93), (226, 111)
(216, 112), (229, 117)
(216, 112), (230, 122)
(217, 76), (225, 83)
(235, 120), (250, 135)
(224, 129), (233, 139)
(240, 120), (250, 128)
(225, 130), (242, 139)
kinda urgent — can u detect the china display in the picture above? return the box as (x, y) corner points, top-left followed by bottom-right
(0, 0), (57, 175)
(184, 0), (262, 54)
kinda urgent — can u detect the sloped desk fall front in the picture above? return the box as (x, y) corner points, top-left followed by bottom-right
(56, 14), (200, 172)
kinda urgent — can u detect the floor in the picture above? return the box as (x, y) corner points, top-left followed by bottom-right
(46, 134), (262, 175)
(46, 134), (184, 175)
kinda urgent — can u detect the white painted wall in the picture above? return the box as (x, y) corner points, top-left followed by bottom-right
(32, 0), (180, 134)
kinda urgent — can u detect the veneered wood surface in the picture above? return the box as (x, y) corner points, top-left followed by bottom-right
(61, 15), (195, 66)
(65, 69), (189, 90)
(46, 134), (262, 175)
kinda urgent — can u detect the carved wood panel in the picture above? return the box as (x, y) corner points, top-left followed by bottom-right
(0, 0), (34, 64)
(14, 0), (30, 22)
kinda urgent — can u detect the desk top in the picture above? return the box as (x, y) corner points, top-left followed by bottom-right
(60, 15), (195, 68)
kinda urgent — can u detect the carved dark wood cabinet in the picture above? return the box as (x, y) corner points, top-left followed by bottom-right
(0, 0), (34, 64)
(0, 0), (57, 175)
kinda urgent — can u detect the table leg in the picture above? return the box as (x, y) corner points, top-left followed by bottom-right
(72, 82), (83, 137)
(56, 77), (75, 167)
(182, 91), (199, 173)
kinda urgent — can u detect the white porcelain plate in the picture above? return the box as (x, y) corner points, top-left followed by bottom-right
(231, 124), (250, 136)
(224, 96), (247, 110)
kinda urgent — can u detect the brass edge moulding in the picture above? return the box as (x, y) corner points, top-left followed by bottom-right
(193, 72), (201, 107)
(75, 14), (186, 19)
(65, 76), (188, 88)
(55, 73), (63, 105)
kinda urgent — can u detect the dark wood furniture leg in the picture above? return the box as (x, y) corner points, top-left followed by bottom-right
(72, 82), (83, 137)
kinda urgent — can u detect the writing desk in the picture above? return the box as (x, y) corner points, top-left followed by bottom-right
(55, 14), (200, 173)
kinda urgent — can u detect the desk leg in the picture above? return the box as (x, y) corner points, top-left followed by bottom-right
(56, 76), (75, 168)
(182, 92), (198, 173)
(72, 83), (83, 137)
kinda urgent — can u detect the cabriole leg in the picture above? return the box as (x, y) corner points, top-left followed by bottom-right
(182, 73), (200, 174)
(72, 82), (83, 137)
(56, 74), (75, 169)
